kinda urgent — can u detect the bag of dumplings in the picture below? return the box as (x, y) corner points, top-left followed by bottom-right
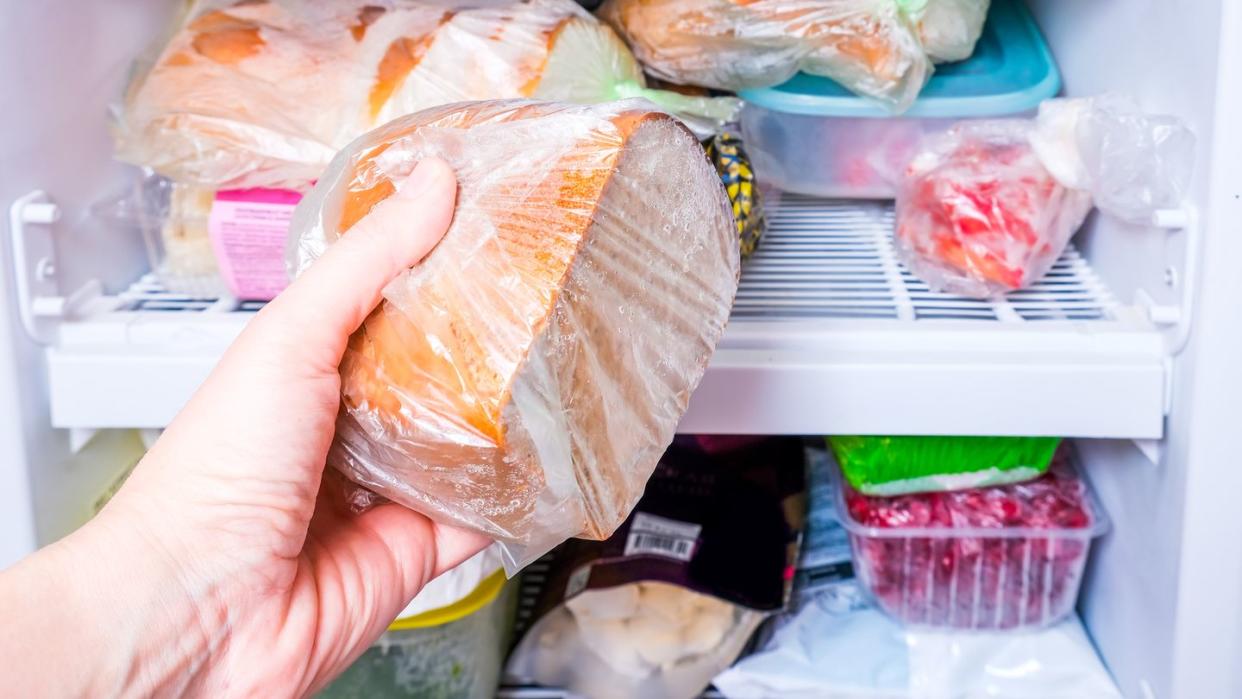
(286, 99), (740, 571)
(600, 0), (990, 113)
(505, 436), (807, 699)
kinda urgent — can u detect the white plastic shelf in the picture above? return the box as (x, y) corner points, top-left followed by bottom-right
(46, 195), (1167, 437)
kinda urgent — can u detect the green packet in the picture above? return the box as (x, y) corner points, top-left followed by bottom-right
(826, 436), (1061, 497)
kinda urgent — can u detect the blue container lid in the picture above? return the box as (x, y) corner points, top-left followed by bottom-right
(739, 0), (1061, 118)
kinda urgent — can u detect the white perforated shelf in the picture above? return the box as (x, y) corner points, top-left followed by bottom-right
(46, 195), (1166, 437)
(734, 195), (1117, 323)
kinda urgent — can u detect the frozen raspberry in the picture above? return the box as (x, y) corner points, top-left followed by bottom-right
(844, 446), (1097, 630)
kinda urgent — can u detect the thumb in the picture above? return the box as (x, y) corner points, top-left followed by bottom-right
(251, 157), (458, 369)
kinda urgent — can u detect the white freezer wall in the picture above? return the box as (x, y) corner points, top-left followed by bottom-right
(1028, 1), (1242, 698)
(1, 2), (1242, 698)
(0, 2), (179, 566)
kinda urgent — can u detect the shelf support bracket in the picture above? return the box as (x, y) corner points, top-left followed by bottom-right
(8, 191), (101, 346)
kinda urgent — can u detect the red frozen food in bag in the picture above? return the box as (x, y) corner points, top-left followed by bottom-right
(895, 120), (1093, 299)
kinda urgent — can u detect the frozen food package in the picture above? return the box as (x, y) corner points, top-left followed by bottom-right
(505, 436), (806, 699)
(599, 0), (937, 112)
(827, 435), (1060, 496)
(897, 96), (1194, 298)
(911, 0), (991, 63)
(895, 119), (1094, 298)
(714, 447), (1121, 699)
(113, 0), (740, 191)
(287, 99), (740, 572)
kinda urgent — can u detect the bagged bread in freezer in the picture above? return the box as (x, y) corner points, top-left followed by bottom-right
(288, 99), (740, 571)
(600, 0), (933, 112)
(114, 0), (738, 191)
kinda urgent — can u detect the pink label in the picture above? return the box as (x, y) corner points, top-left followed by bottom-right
(208, 188), (303, 300)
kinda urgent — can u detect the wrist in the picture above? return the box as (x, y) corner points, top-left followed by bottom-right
(0, 508), (225, 697)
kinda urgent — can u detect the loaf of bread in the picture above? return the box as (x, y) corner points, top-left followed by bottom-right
(600, 0), (936, 111)
(288, 100), (740, 568)
(114, 0), (736, 190)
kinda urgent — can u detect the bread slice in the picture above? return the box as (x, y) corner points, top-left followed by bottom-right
(116, 0), (614, 189)
(293, 100), (738, 559)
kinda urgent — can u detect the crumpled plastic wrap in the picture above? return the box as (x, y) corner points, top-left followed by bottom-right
(600, 0), (988, 112)
(287, 99), (740, 572)
(896, 96), (1194, 297)
(113, 0), (739, 190)
(1029, 95), (1196, 223)
(910, 0), (991, 63)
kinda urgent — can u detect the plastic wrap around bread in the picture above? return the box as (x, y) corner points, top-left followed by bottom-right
(114, 0), (738, 190)
(599, 0), (929, 111)
(288, 100), (740, 571)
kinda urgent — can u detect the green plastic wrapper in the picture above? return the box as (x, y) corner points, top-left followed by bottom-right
(826, 436), (1060, 496)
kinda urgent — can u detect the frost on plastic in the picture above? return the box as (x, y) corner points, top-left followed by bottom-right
(600, 0), (990, 113)
(112, 0), (738, 190)
(896, 97), (1194, 298)
(287, 99), (740, 573)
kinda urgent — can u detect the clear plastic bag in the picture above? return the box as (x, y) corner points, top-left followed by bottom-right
(1030, 95), (1196, 223)
(287, 99), (740, 572)
(897, 97), (1194, 298)
(113, 0), (738, 190)
(895, 120), (1093, 298)
(600, 0), (949, 112)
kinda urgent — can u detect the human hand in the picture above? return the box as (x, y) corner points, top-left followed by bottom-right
(0, 158), (490, 697)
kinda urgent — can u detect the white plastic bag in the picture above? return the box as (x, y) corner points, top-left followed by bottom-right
(909, 0), (991, 63)
(1030, 95), (1196, 223)
(714, 589), (1122, 699)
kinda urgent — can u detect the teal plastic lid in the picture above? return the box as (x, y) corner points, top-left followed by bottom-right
(739, 0), (1060, 118)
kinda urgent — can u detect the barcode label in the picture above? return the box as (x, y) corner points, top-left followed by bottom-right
(623, 513), (702, 561)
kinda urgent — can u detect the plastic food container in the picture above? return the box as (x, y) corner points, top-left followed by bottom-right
(835, 448), (1107, 631)
(320, 570), (516, 699)
(739, 0), (1060, 198)
(127, 175), (301, 300)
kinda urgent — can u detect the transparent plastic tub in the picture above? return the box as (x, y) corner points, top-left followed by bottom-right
(117, 174), (301, 300)
(834, 449), (1108, 631)
(133, 176), (228, 299)
(320, 571), (516, 699)
(739, 0), (1058, 199)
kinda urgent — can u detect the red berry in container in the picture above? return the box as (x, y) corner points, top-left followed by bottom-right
(837, 447), (1107, 630)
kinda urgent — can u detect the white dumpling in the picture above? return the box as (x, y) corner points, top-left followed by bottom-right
(566, 584), (642, 622)
(574, 616), (655, 678)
